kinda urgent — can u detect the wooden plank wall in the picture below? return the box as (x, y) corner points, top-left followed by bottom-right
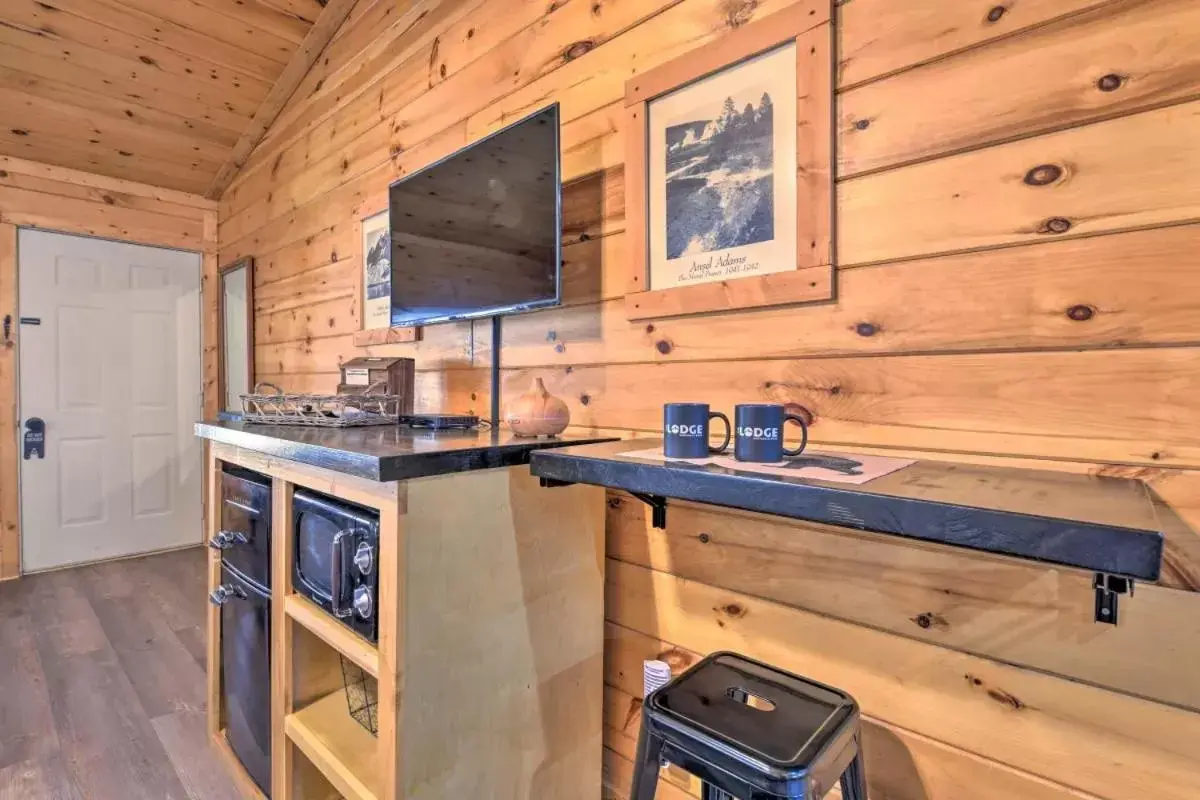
(0, 155), (219, 579)
(216, 0), (1200, 797)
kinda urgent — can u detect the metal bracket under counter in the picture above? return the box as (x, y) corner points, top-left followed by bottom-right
(1094, 573), (1134, 625)
(530, 441), (1177, 629)
(540, 478), (670, 530)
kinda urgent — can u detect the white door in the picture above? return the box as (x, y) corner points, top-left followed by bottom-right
(18, 229), (202, 573)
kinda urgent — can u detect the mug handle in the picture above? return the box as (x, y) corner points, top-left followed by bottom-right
(708, 411), (731, 454)
(782, 414), (809, 457)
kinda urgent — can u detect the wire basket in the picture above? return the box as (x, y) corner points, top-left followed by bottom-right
(239, 382), (402, 427)
(340, 655), (379, 736)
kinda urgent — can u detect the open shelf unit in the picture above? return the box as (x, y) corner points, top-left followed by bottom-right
(285, 593), (380, 677)
(286, 689), (382, 800)
(205, 438), (606, 800)
(207, 442), (402, 800)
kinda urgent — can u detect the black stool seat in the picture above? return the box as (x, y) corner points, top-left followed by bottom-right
(631, 652), (867, 800)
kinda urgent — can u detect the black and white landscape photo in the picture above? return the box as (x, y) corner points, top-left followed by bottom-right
(664, 86), (775, 260)
(365, 228), (390, 300)
(362, 211), (392, 329)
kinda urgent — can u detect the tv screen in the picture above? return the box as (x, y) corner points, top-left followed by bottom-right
(387, 104), (561, 326)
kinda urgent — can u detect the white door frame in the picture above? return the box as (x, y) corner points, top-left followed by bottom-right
(15, 226), (205, 574)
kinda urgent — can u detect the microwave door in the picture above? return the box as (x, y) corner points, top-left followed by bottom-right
(294, 508), (335, 603)
(295, 512), (355, 615)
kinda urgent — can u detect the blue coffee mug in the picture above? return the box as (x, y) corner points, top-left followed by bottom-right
(663, 403), (731, 459)
(734, 403), (808, 462)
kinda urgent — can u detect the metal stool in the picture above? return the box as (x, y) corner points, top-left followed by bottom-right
(630, 652), (868, 800)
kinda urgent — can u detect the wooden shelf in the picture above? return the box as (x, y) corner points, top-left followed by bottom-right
(285, 690), (380, 800)
(285, 594), (380, 678)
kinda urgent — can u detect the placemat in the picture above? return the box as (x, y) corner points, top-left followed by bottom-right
(617, 447), (914, 485)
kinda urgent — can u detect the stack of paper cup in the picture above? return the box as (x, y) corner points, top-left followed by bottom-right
(644, 660), (673, 697)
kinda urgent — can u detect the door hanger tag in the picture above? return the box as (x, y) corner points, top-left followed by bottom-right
(24, 418), (45, 460)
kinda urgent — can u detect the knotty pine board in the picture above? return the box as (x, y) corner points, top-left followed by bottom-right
(837, 0), (1111, 88)
(39, 0), (289, 81)
(0, 32), (250, 133)
(0, 86), (227, 171)
(109, 0), (301, 59)
(0, 63), (241, 150)
(0, 4), (274, 111)
(0, 167), (210, 251)
(839, 0), (1200, 176)
(838, 99), (1200, 265)
(606, 493), (1200, 709)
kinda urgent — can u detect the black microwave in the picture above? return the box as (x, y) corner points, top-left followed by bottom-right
(292, 489), (379, 642)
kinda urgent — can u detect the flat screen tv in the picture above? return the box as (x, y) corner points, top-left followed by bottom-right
(387, 104), (561, 327)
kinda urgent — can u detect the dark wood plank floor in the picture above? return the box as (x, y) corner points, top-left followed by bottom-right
(0, 548), (243, 800)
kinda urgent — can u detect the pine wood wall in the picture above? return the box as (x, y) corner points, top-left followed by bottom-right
(216, 0), (1200, 797)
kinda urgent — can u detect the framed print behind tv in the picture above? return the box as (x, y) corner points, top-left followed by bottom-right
(361, 209), (391, 331)
(623, 2), (834, 321)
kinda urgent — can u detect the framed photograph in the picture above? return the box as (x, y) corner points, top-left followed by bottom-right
(361, 208), (391, 330)
(624, 2), (833, 320)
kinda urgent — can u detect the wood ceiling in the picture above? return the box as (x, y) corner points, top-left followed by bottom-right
(0, 0), (354, 198)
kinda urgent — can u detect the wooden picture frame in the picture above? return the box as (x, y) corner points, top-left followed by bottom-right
(352, 208), (422, 347)
(624, 1), (834, 320)
(217, 256), (254, 413)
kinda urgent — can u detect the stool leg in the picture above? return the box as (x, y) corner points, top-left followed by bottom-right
(630, 730), (665, 800)
(839, 737), (868, 800)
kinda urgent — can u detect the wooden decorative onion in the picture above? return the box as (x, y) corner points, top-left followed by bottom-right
(505, 377), (570, 437)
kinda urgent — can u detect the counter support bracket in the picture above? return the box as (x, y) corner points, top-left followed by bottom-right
(631, 492), (668, 530)
(1093, 573), (1133, 625)
(539, 477), (575, 489)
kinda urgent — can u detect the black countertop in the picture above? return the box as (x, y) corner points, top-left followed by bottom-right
(195, 421), (616, 482)
(529, 440), (1170, 581)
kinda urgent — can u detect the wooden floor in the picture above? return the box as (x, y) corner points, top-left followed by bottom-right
(0, 547), (243, 800)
